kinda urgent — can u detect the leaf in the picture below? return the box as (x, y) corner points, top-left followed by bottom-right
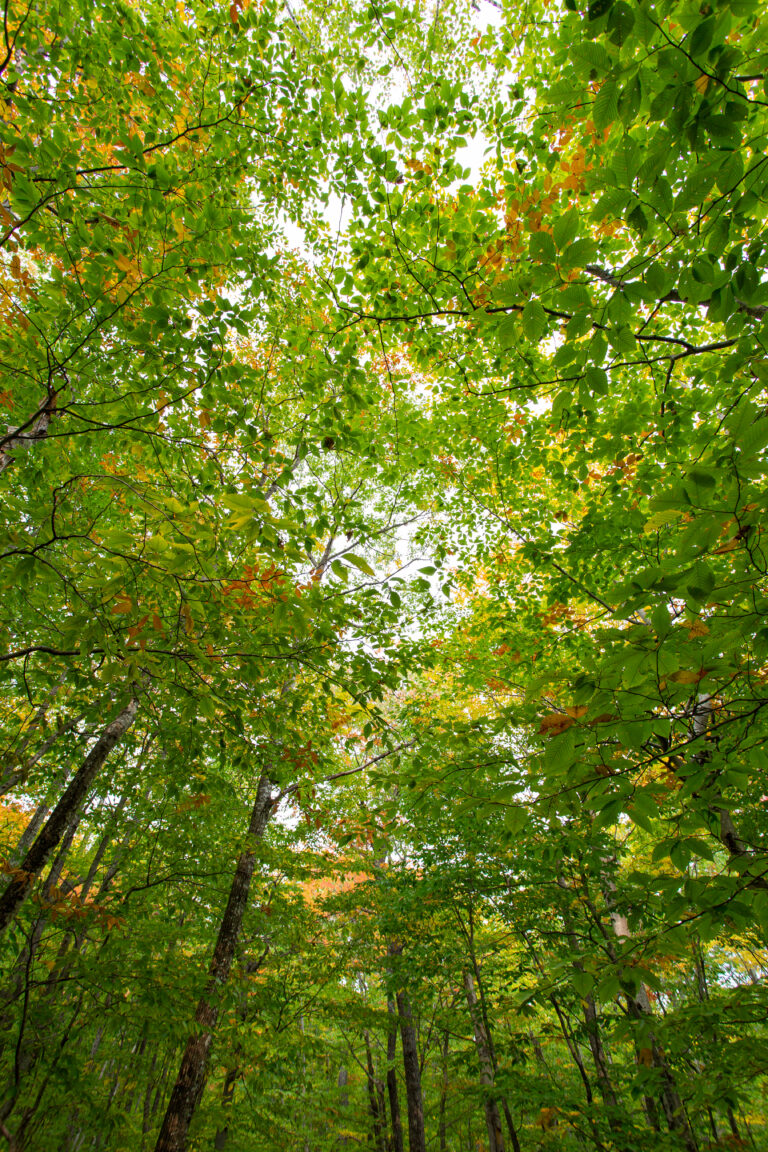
(538, 713), (576, 736)
(522, 300), (546, 342)
(497, 313), (519, 349)
(588, 0), (614, 19)
(607, 0), (634, 45)
(593, 80), (619, 131)
(553, 209), (580, 250)
(644, 510), (682, 535)
(670, 668), (706, 685)
(345, 554), (375, 577)
(584, 367), (608, 395)
(560, 238), (598, 270)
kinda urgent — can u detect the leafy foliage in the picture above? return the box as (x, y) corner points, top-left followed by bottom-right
(0, 0), (767, 1148)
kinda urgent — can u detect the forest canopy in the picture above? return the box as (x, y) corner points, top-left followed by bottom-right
(1, 0), (767, 1149)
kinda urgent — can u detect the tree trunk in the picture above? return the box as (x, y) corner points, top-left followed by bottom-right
(438, 1029), (449, 1152)
(386, 997), (404, 1152)
(464, 927), (521, 1152)
(153, 774), (273, 1152)
(364, 1030), (387, 1152)
(603, 887), (698, 1152)
(0, 695), (138, 934)
(212, 1067), (238, 1151)
(8, 765), (72, 867)
(395, 986), (425, 1152)
(338, 1063), (349, 1145)
(463, 968), (505, 1152)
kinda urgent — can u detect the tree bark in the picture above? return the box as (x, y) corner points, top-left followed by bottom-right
(438, 1030), (449, 1152)
(601, 881), (698, 1152)
(0, 695), (138, 934)
(395, 986), (425, 1152)
(153, 773), (273, 1152)
(364, 1029), (387, 1152)
(386, 997), (404, 1152)
(463, 968), (505, 1152)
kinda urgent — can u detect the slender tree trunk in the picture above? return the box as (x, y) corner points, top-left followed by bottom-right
(581, 993), (620, 1113)
(153, 774), (273, 1152)
(386, 997), (404, 1152)
(438, 1029), (449, 1152)
(337, 1064), (349, 1145)
(212, 1068), (238, 1151)
(464, 924), (521, 1152)
(8, 767), (71, 867)
(395, 986), (425, 1152)
(601, 882), (698, 1152)
(554, 881), (621, 1122)
(364, 1030), (387, 1152)
(463, 968), (505, 1152)
(0, 696), (138, 934)
(1, 678), (65, 795)
(2, 712), (86, 800)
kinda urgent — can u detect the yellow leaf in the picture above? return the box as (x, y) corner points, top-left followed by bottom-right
(670, 669), (706, 684)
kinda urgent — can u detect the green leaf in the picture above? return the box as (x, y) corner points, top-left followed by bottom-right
(521, 300), (547, 342)
(345, 554), (376, 577)
(553, 209), (580, 251)
(593, 80), (619, 131)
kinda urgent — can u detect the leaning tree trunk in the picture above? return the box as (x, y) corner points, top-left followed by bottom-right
(153, 774), (273, 1152)
(0, 695), (138, 934)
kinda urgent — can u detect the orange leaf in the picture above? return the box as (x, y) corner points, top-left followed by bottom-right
(538, 713), (575, 736)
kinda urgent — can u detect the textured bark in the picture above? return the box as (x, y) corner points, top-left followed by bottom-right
(153, 774), (273, 1152)
(364, 1030), (387, 1152)
(0, 696), (138, 934)
(463, 968), (505, 1152)
(395, 986), (425, 1152)
(555, 881), (621, 1120)
(0, 401), (53, 476)
(463, 923), (522, 1152)
(386, 997), (404, 1152)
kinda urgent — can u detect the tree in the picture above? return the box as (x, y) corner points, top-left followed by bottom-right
(1, 0), (768, 1148)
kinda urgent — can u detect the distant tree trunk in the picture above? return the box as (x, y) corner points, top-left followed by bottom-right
(153, 774), (273, 1152)
(0, 695), (139, 934)
(462, 919), (521, 1152)
(338, 1063), (349, 1145)
(0, 677), (74, 798)
(364, 1030), (387, 1152)
(438, 1029), (449, 1152)
(212, 1068), (238, 1151)
(395, 987), (425, 1152)
(8, 765), (72, 867)
(386, 997), (404, 1152)
(463, 968), (505, 1152)
(599, 874), (698, 1152)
